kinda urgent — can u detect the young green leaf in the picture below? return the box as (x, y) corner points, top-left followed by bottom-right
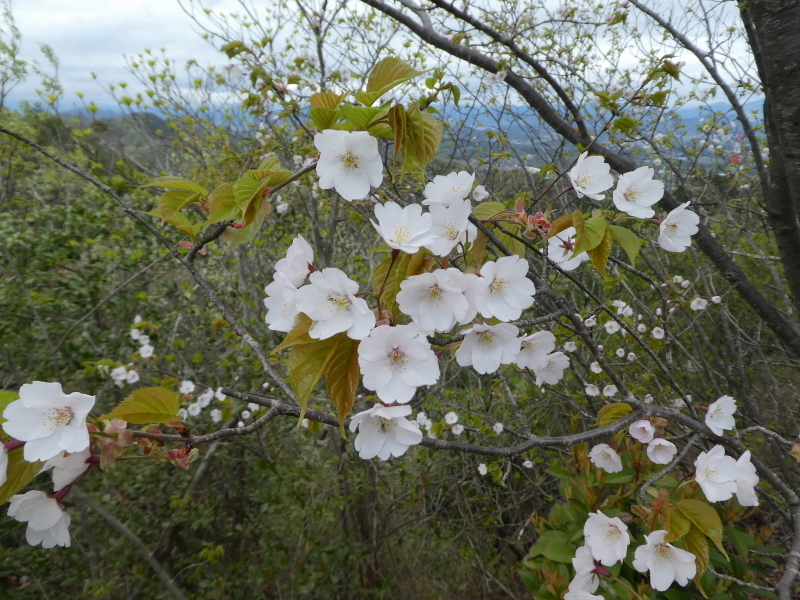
(608, 225), (644, 267)
(573, 215), (607, 255)
(0, 448), (43, 505)
(99, 387), (181, 424)
(595, 402), (632, 427)
(323, 336), (360, 436)
(676, 499), (727, 559)
(143, 176), (208, 196)
(287, 334), (343, 422)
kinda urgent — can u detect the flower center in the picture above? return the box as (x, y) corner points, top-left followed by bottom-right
(440, 221), (459, 240)
(604, 525), (622, 541)
(477, 331), (495, 346)
(653, 544), (671, 561)
(48, 407), (74, 429)
(427, 285), (443, 302)
(393, 225), (410, 244)
(577, 173), (594, 187)
(489, 278), (507, 295)
(387, 348), (406, 369)
(327, 294), (352, 312)
(339, 151), (360, 171)
(624, 185), (641, 202)
(703, 465), (717, 480)
(664, 221), (679, 235)
(378, 417), (394, 433)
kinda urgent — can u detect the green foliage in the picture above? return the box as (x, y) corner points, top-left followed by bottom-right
(100, 386), (181, 424)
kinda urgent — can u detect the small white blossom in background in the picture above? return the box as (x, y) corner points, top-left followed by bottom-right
(705, 395), (736, 435)
(295, 268), (375, 340)
(633, 529), (697, 591)
(179, 380), (196, 395)
(651, 327), (665, 340)
(694, 445), (739, 502)
(300, 418), (310, 428)
(602, 385), (618, 397)
(604, 320), (620, 334)
(415, 412), (428, 427)
(584, 315), (597, 327)
(658, 202), (700, 252)
(647, 438), (677, 464)
(214, 387), (226, 401)
(187, 403), (201, 417)
(735, 450), (760, 506)
(690, 297), (708, 311)
(358, 325), (440, 404)
(590, 362), (603, 374)
(274, 236), (314, 287)
(472, 185), (489, 201)
(711, 295), (722, 304)
(210, 409), (222, 423)
(585, 384), (600, 396)
(547, 227), (589, 271)
(397, 269), (474, 332)
(615, 348), (625, 358)
(474, 256), (536, 322)
(637, 323), (646, 333)
(237, 421), (245, 428)
(568, 545), (600, 594)
(627, 352), (636, 361)
(315, 130), (382, 201)
(247, 403), (260, 412)
(177, 408), (188, 420)
(371, 201), (433, 254)
(672, 276), (684, 284)
(133, 315), (142, 324)
(3, 382), (94, 462)
(241, 410), (251, 420)
(589, 444), (623, 473)
(522, 460), (533, 469)
(515, 331), (555, 368)
(422, 171), (474, 207)
(349, 404), (423, 460)
(110, 366), (128, 388)
(477, 463), (488, 475)
(456, 323), (520, 374)
(427, 200), (478, 257)
(197, 388), (215, 408)
(485, 70), (507, 85)
(137, 335), (150, 346)
(140, 344), (154, 359)
(534, 352), (570, 386)
(629, 420), (655, 444)
(612, 166), (664, 218)
(452, 424), (464, 435)
(130, 328), (141, 341)
(564, 341), (577, 352)
(276, 202), (289, 215)
(583, 511), (630, 566)
(8, 490), (71, 548)
(445, 411), (458, 425)
(125, 370), (140, 385)
(492, 423), (504, 435)
(569, 152), (614, 200)
(42, 448), (92, 491)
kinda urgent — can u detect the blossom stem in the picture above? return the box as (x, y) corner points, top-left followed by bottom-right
(53, 484), (72, 503)
(3, 439), (25, 452)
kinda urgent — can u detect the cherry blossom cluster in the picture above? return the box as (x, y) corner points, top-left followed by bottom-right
(2, 382), (98, 548)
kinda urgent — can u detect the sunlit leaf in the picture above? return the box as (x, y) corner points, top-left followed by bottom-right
(99, 387), (180, 424)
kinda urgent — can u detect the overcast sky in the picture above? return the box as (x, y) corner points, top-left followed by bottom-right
(7, 0), (237, 109)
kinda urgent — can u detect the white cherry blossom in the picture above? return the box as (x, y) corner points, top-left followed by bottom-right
(585, 384), (600, 396)
(492, 423), (504, 434)
(210, 409), (222, 423)
(422, 171), (474, 207)
(652, 327), (665, 340)
(472, 185), (489, 201)
(274, 235), (314, 287)
(110, 366), (127, 387)
(197, 388), (215, 408)
(264, 272), (300, 332)
(295, 268), (375, 340)
(705, 395), (736, 435)
(647, 438), (677, 464)
(658, 202), (699, 252)
(590, 362), (603, 374)
(589, 444), (623, 473)
(633, 529), (697, 591)
(604, 320), (620, 334)
(452, 424), (464, 435)
(214, 387), (226, 401)
(427, 199), (477, 256)
(456, 323), (520, 374)
(187, 403), (201, 417)
(564, 341), (577, 352)
(478, 463), (488, 475)
(179, 380), (196, 395)
(690, 297), (708, 311)
(42, 448), (92, 491)
(3, 382), (95, 462)
(371, 201), (433, 253)
(569, 545), (600, 593)
(349, 404), (423, 460)
(694, 444), (739, 502)
(397, 269), (473, 332)
(474, 256), (536, 321)
(8, 490), (71, 548)
(735, 450), (759, 506)
(522, 459), (533, 468)
(603, 385), (618, 397)
(445, 411), (458, 425)
(583, 511), (630, 566)
(315, 130), (382, 201)
(569, 152), (614, 200)
(125, 370), (140, 385)
(358, 325), (440, 404)
(139, 344), (154, 359)
(547, 227), (589, 271)
(629, 420), (655, 443)
(612, 167), (664, 218)
(515, 331), (555, 369)
(533, 352), (570, 386)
